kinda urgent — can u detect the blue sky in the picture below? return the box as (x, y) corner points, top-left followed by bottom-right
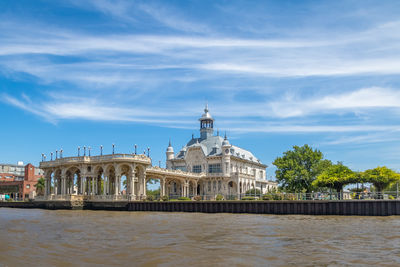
(1, 0), (400, 178)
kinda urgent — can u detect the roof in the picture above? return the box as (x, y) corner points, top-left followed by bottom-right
(199, 104), (214, 121)
(174, 135), (262, 164)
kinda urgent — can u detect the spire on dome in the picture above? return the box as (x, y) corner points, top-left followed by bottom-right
(166, 139), (174, 153)
(222, 132), (230, 147)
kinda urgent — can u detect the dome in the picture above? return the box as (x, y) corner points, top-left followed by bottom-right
(222, 137), (230, 147)
(222, 133), (230, 146)
(166, 140), (174, 153)
(199, 104), (214, 121)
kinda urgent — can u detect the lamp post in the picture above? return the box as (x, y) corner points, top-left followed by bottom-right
(84, 146), (86, 156)
(100, 145), (103, 156)
(60, 149), (63, 158)
(41, 153), (44, 162)
(44, 154), (46, 161)
(56, 150), (58, 159)
(134, 144), (137, 155)
(112, 144), (115, 155)
(147, 147), (150, 157)
(88, 146), (91, 157)
(159, 160), (161, 167)
(78, 146), (80, 157)
(51, 152), (53, 161)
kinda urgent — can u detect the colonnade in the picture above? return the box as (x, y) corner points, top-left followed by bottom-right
(42, 161), (201, 200)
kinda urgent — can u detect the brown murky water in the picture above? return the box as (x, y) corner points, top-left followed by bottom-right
(0, 209), (399, 266)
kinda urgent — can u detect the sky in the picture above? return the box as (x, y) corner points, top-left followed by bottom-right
(1, 0), (400, 178)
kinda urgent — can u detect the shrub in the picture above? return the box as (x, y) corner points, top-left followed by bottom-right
(262, 193), (285, 200)
(262, 194), (273, 200)
(245, 189), (261, 195)
(193, 195), (202, 201)
(241, 196), (256, 201)
(215, 194), (224, 201)
(161, 195), (169, 202)
(389, 195), (395, 200)
(146, 195), (155, 201)
(177, 197), (191, 201)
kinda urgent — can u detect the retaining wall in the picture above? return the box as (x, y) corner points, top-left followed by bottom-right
(1, 200), (400, 216)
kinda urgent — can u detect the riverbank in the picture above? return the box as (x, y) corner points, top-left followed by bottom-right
(1, 200), (400, 216)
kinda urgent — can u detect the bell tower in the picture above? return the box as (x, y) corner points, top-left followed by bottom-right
(199, 104), (214, 140)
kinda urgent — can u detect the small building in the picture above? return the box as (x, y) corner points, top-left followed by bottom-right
(0, 162), (43, 200)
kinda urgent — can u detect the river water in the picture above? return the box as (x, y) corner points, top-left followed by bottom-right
(0, 209), (399, 266)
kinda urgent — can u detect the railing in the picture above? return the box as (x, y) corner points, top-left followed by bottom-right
(86, 195), (131, 201)
(40, 154), (151, 167)
(148, 167), (205, 178)
(33, 191), (400, 202)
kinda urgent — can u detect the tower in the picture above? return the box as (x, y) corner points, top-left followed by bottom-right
(166, 140), (174, 169)
(199, 104), (214, 140)
(222, 134), (231, 177)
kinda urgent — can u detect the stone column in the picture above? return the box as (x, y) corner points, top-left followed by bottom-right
(80, 176), (84, 195)
(88, 177), (91, 195)
(103, 175), (106, 195)
(237, 179), (241, 198)
(114, 176), (119, 195)
(44, 178), (48, 197)
(44, 177), (48, 196)
(143, 176), (147, 197)
(92, 177), (95, 195)
(131, 177), (136, 199)
(161, 178), (166, 197)
(55, 178), (58, 195)
(180, 183), (184, 197)
(60, 175), (65, 195)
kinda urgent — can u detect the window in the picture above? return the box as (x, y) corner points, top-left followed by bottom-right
(26, 184), (30, 189)
(208, 164), (221, 173)
(192, 165), (202, 173)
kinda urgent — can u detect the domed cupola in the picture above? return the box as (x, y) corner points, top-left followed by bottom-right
(222, 133), (230, 147)
(166, 139), (174, 161)
(199, 104), (214, 140)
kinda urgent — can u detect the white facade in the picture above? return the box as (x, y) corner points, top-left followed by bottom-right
(166, 106), (277, 197)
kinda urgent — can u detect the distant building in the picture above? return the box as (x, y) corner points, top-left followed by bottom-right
(0, 162), (44, 200)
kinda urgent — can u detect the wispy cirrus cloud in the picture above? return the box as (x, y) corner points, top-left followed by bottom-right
(3, 86), (400, 135)
(1, 0), (400, 156)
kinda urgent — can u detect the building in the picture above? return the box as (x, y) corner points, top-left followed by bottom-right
(166, 105), (277, 197)
(0, 162), (44, 200)
(39, 106), (277, 201)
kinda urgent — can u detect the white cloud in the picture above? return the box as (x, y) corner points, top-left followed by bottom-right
(269, 87), (400, 118)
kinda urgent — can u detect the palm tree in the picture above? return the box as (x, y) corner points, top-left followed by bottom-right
(35, 178), (45, 196)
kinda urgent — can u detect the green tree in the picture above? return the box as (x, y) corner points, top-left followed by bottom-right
(146, 188), (160, 197)
(363, 166), (400, 196)
(273, 144), (331, 193)
(312, 163), (355, 198)
(35, 177), (45, 196)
